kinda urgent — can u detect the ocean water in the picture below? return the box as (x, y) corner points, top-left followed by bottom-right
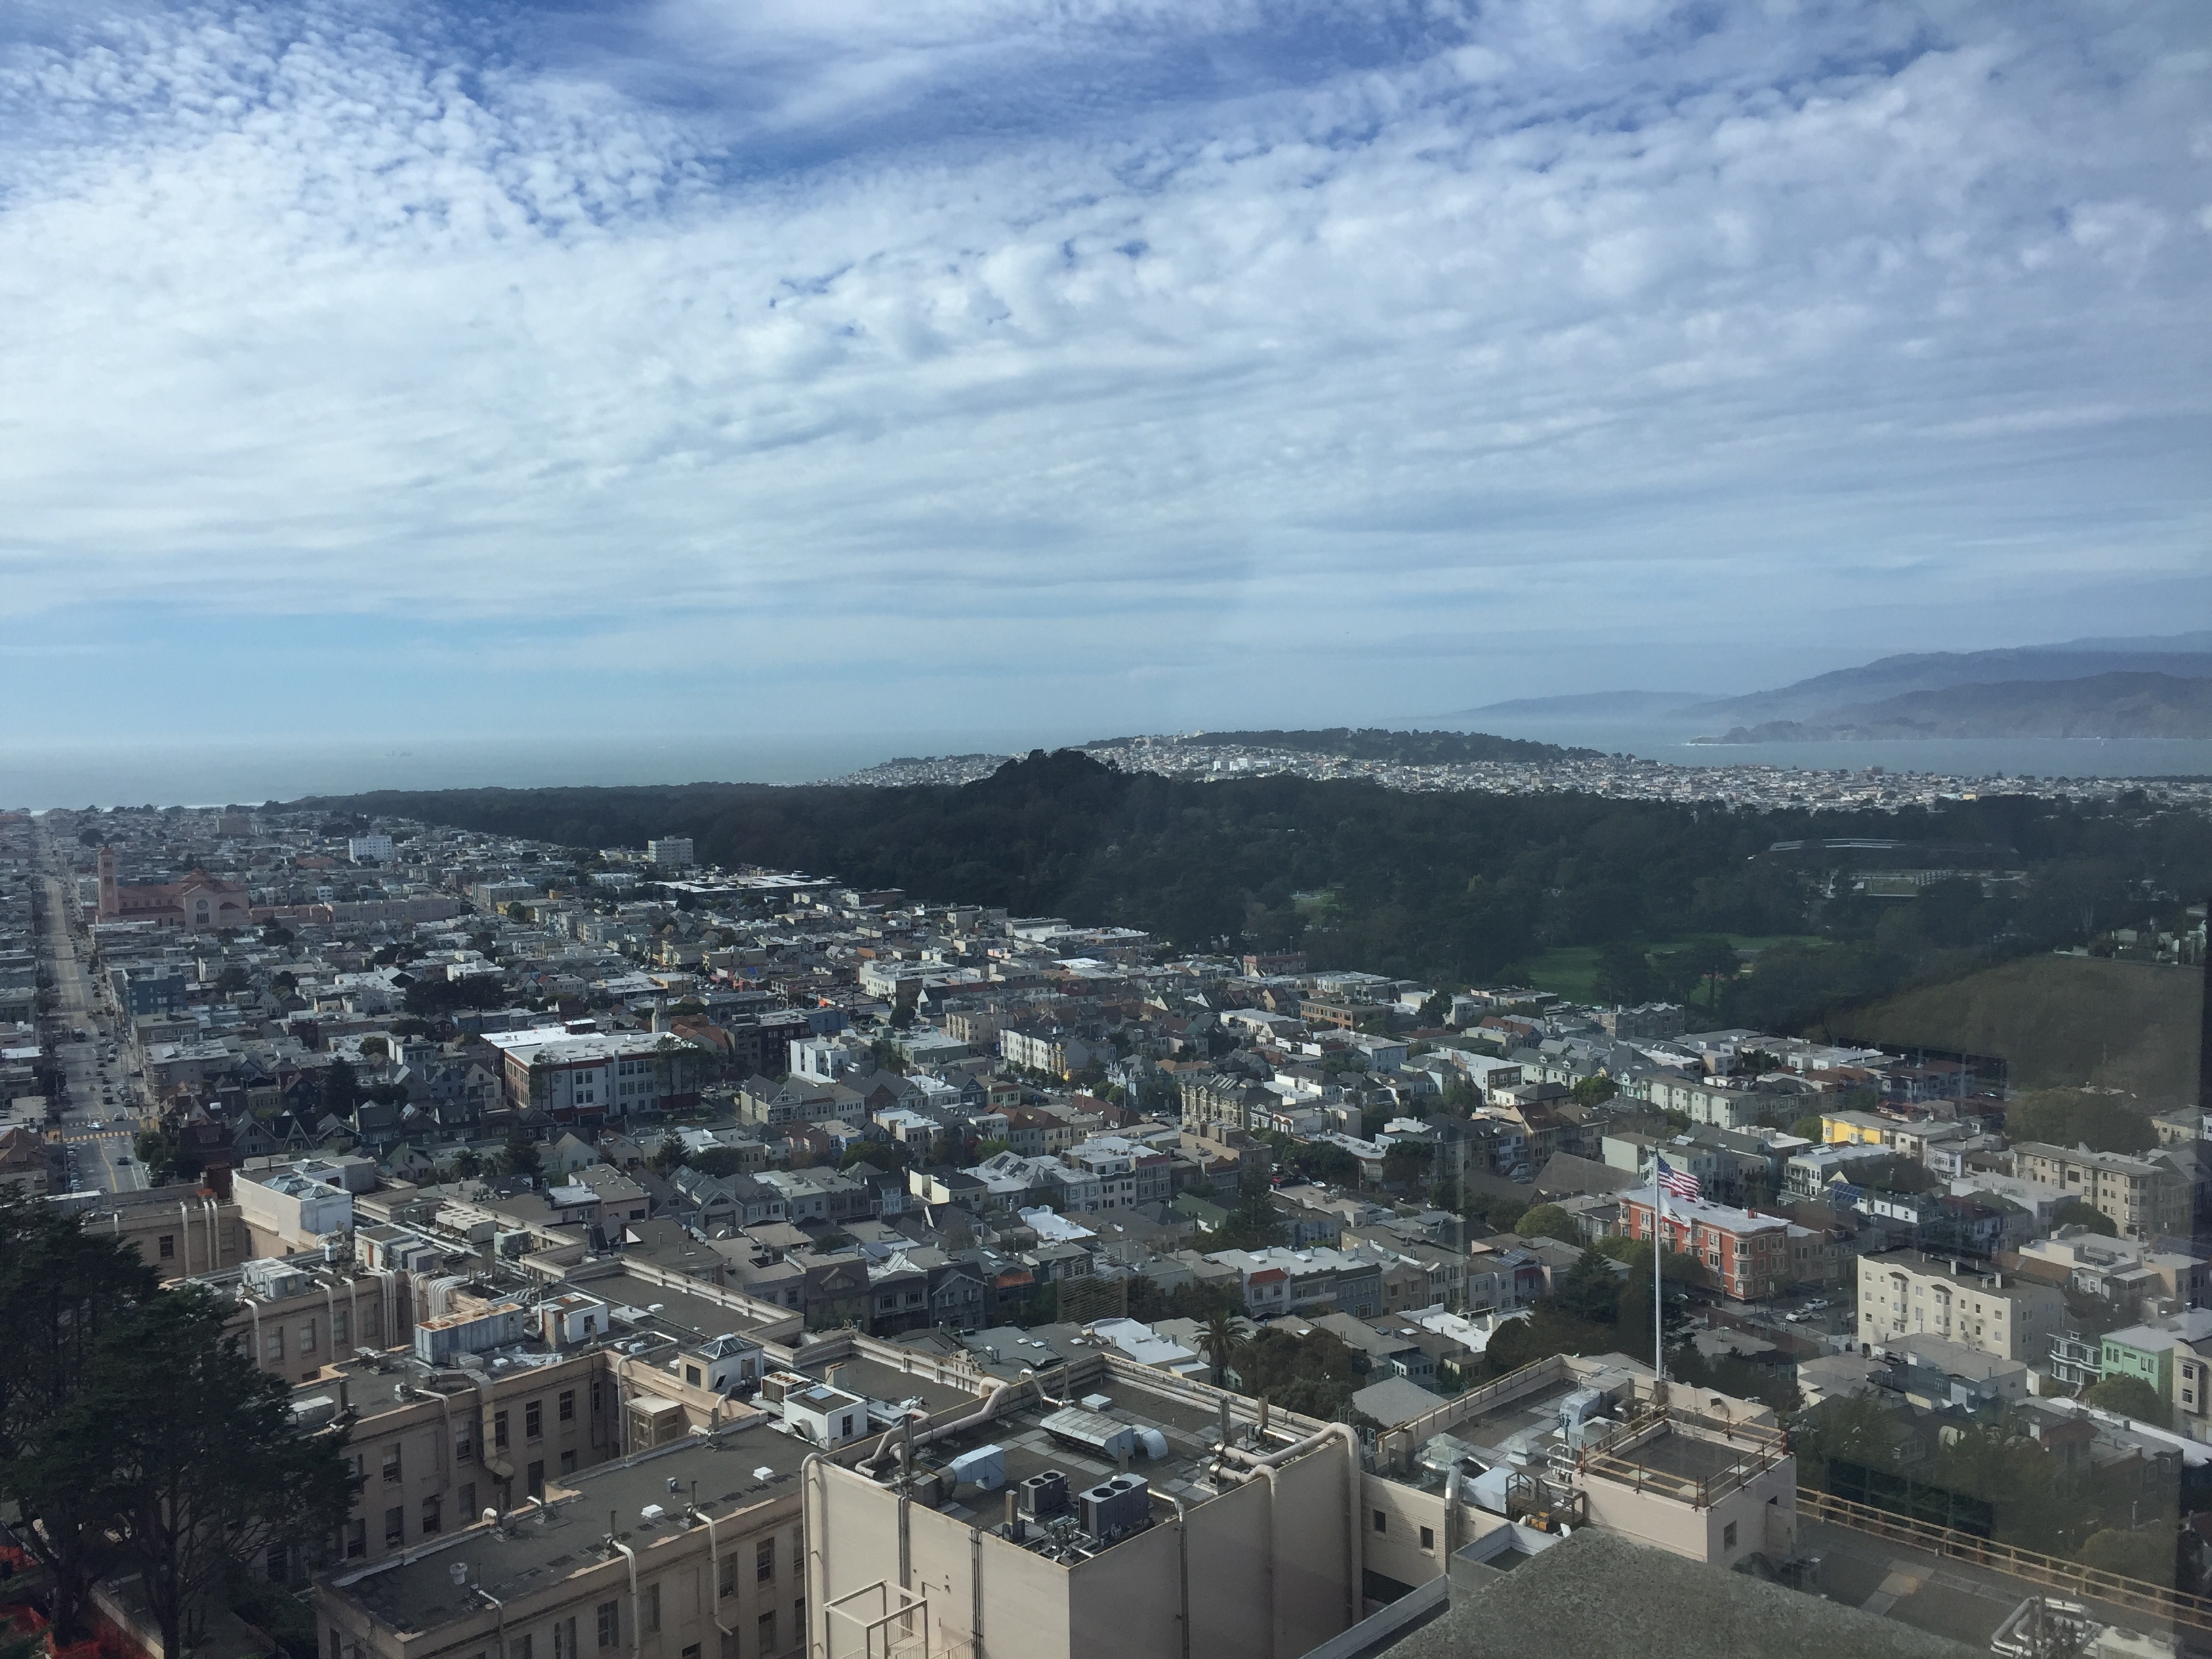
(5, 722), (2206, 812)
(0, 730), (1084, 811)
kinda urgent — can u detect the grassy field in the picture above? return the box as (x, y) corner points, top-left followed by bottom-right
(1519, 935), (1824, 1004)
(1836, 954), (2204, 1103)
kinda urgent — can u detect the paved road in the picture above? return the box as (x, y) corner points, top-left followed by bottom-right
(30, 823), (151, 1193)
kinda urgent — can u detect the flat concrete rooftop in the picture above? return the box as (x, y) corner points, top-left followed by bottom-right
(896, 1368), (1309, 1538)
(337, 1414), (809, 1634)
(576, 1269), (791, 1345)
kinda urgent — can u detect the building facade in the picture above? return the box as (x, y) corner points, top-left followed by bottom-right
(1855, 1252), (2066, 1365)
(2009, 1142), (2186, 1242)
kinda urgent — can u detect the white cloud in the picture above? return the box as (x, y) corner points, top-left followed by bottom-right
(0, 0), (2206, 732)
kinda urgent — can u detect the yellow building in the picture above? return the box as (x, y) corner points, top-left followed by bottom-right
(1820, 1111), (1891, 1147)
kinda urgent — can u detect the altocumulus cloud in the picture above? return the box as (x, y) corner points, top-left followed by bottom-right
(0, 0), (2207, 725)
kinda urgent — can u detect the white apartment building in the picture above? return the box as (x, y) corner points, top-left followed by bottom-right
(1856, 1251), (2066, 1365)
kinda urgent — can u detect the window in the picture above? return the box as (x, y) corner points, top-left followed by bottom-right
(682, 1647), (700, 1659)
(642, 1585), (659, 1635)
(718, 1555), (737, 1599)
(457, 1431), (474, 1462)
(756, 1614), (775, 1654)
(422, 1496), (442, 1535)
(526, 1400), (544, 1439)
(266, 1330), (285, 1361)
(332, 1309), (350, 1345)
(552, 1618), (576, 1659)
(684, 1365), (702, 1386)
(560, 1450), (577, 1475)
(382, 1446), (402, 1483)
(596, 1602), (619, 1649)
(1723, 1521), (1738, 1550)
(756, 1537), (775, 1582)
(384, 1507), (404, 1549)
(344, 1519), (365, 1559)
(792, 1599), (804, 1641)
(495, 1410), (510, 1449)
(592, 1378), (603, 1412)
(460, 1483), (476, 1521)
(159, 1235), (175, 1259)
(1372, 1509), (1387, 1534)
(1419, 1525), (1435, 1551)
(515, 1637), (533, 1659)
(300, 1319), (316, 1354)
(527, 1460), (545, 1499)
(559, 1389), (575, 1423)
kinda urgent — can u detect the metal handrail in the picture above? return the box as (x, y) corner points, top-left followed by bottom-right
(1800, 1488), (2212, 1635)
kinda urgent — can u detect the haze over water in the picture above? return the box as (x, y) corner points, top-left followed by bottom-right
(6, 727), (2207, 813)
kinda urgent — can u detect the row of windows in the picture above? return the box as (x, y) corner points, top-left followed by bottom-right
(261, 1307), (373, 1363)
(402, 1594), (805, 1659)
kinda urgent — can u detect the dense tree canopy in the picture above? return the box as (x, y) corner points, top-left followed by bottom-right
(303, 753), (2212, 1030)
(0, 1200), (355, 1650)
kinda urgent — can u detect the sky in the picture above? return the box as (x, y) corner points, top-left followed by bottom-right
(2, 0), (2208, 747)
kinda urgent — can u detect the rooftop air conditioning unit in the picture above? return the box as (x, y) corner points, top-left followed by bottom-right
(1077, 1475), (1151, 1544)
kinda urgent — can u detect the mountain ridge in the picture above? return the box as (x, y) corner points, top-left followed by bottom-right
(1701, 671), (2212, 743)
(1683, 637), (2212, 728)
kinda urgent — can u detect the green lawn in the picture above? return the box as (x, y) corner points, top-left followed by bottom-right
(1519, 935), (1825, 1004)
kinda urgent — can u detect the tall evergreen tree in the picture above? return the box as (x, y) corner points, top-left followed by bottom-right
(0, 1196), (161, 1638)
(41, 1288), (357, 1659)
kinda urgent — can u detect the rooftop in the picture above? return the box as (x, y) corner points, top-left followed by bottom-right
(885, 1362), (1296, 1547)
(335, 1415), (811, 1632)
(1381, 1528), (1971, 1659)
(564, 1267), (792, 1347)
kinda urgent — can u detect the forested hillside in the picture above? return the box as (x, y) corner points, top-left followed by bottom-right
(1835, 955), (2203, 1099)
(304, 751), (2212, 1034)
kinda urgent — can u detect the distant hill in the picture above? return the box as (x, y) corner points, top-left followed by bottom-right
(1447, 691), (1715, 720)
(1087, 727), (1594, 763)
(1704, 671), (2212, 742)
(1684, 634), (2212, 729)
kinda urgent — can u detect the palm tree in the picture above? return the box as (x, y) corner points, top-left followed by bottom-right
(1202, 1313), (1245, 1389)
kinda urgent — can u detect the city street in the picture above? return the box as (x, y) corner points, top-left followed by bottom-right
(30, 822), (150, 1193)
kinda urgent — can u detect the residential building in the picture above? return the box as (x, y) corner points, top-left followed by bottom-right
(483, 1027), (705, 1122)
(2101, 1322), (2188, 1401)
(2009, 1141), (2187, 1242)
(1854, 1251), (2065, 1365)
(1618, 1193), (1801, 1301)
(645, 837), (695, 867)
(2015, 1229), (2208, 1315)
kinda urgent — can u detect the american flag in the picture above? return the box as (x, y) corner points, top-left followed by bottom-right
(1655, 1155), (1701, 1202)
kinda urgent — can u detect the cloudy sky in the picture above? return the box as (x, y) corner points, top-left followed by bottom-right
(3, 0), (2207, 750)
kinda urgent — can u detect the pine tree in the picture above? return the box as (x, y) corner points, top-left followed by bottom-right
(41, 1289), (357, 1659)
(0, 1195), (161, 1639)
